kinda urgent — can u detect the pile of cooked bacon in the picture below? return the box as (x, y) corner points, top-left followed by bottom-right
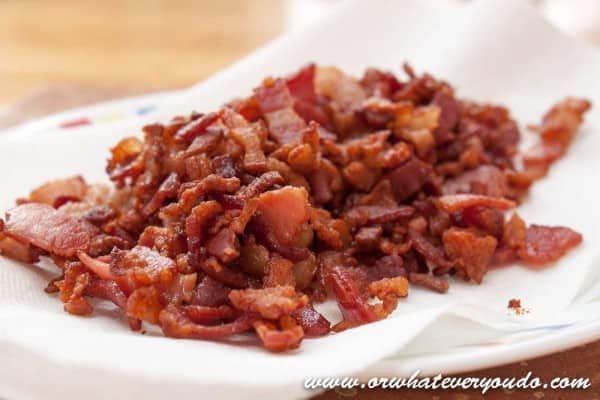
(0, 64), (590, 352)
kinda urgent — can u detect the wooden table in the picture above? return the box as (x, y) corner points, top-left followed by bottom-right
(1, 1), (599, 398)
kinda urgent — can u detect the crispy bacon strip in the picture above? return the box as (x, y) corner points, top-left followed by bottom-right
(436, 194), (516, 214)
(4, 203), (100, 257)
(160, 304), (258, 340)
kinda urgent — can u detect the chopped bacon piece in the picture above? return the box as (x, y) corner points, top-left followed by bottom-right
(107, 137), (144, 181)
(78, 251), (129, 292)
(310, 208), (350, 250)
(314, 66), (366, 109)
(191, 275), (231, 307)
(264, 255), (295, 287)
(4, 203), (99, 257)
(174, 111), (222, 143)
(436, 194), (516, 214)
(0, 233), (40, 263)
(387, 158), (431, 202)
(442, 228), (497, 283)
(110, 245), (177, 288)
(254, 79), (307, 144)
(160, 304), (257, 340)
(85, 278), (128, 310)
(409, 227), (454, 271)
(142, 172), (181, 217)
(229, 286), (307, 319)
(519, 225), (582, 264)
(207, 228), (239, 264)
(126, 286), (163, 324)
(182, 305), (233, 324)
(165, 273), (197, 305)
(291, 305), (330, 337)
(344, 204), (414, 228)
(253, 319), (304, 352)
(442, 165), (508, 197)
(354, 226), (383, 250)
(257, 186), (310, 246)
(408, 272), (449, 293)
(55, 262), (93, 316)
(27, 175), (87, 207)
(195, 256), (250, 289)
(523, 98), (591, 179)
(539, 98), (591, 146)
(325, 266), (377, 326)
(223, 108), (268, 173)
(369, 276), (409, 300)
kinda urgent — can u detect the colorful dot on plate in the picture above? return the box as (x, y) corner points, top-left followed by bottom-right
(136, 105), (156, 115)
(59, 117), (91, 129)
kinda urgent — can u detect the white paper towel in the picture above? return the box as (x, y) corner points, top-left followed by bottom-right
(1, 0), (600, 399)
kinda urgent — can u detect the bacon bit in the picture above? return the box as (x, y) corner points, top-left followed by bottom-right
(264, 255), (295, 287)
(28, 175), (87, 207)
(253, 319), (304, 352)
(503, 212), (527, 251)
(519, 225), (582, 265)
(184, 128), (222, 158)
(110, 246), (177, 288)
(254, 79), (307, 144)
(181, 305), (233, 324)
(55, 262), (93, 316)
(387, 158), (431, 202)
(0, 233), (40, 263)
(523, 98), (591, 179)
(159, 304), (258, 340)
(174, 111), (222, 143)
(223, 108), (268, 173)
(142, 172), (180, 217)
(229, 286), (307, 320)
(354, 226), (383, 250)
(344, 204), (414, 228)
(314, 66), (366, 110)
(539, 98), (591, 146)
(369, 276), (409, 300)
(326, 266), (377, 326)
(4, 203), (100, 257)
(191, 275), (231, 307)
(107, 137), (144, 181)
(508, 298), (521, 309)
(442, 228), (497, 283)
(257, 186), (310, 246)
(366, 255), (406, 281)
(368, 276), (409, 319)
(126, 286), (163, 324)
(310, 208), (351, 250)
(185, 200), (223, 251)
(442, 165), (508, 198)
(165, 273), (197, 305)
(195, 256), (250, 289)
(85, 278), (128, 310)
(291, 305), (331, 337)
(436, 194), (516, 214)
(408, 227), (454, 271)
(343, 161), (379, 191)
(206, 228), (239, 264)
(77, 251), (130, 293)
(408, 272), (449, 294)
(431, 85), (461, 144)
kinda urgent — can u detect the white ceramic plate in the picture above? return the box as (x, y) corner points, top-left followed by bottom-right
(2, 1), (600, 399)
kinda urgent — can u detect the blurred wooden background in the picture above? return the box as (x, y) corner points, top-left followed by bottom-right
(0, 0), (287, 104)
